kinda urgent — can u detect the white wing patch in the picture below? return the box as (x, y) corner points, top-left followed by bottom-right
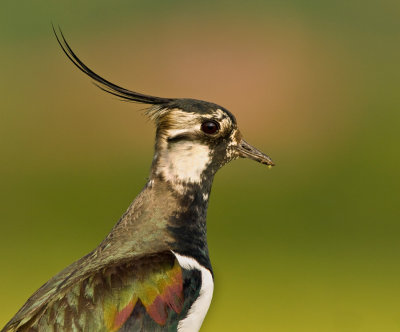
(172, 252), (214, 332)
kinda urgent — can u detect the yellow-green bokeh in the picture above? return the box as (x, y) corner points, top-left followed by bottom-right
(1, 1), (400, 331)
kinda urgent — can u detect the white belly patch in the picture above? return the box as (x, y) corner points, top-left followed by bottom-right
(172, 252), (214, 332)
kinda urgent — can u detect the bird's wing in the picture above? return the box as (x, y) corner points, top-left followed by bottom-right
(2, 251), (201, 332)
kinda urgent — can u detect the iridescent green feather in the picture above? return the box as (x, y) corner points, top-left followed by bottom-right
(1, 252), (185, 332)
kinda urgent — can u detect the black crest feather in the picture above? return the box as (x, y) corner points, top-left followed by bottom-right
(52, 25), (175, 106)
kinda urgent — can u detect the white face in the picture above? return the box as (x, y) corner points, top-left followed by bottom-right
(152, 108), (240, 187)
(156, 140), (211, 184)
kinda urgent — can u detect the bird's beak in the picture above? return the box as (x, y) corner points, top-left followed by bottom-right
(236, 139), (275, 166)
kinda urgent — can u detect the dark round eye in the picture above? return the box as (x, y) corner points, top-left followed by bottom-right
(201, 120), (220, 135)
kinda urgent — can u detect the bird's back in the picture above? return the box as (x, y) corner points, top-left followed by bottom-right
(2, 251), (202, 332)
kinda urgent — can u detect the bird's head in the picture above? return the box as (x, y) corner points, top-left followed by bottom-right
(54, 28), (274, 188)
(148, 99), (273, 185)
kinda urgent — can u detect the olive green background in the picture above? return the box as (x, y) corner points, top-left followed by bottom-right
(1, 1), (399, 331)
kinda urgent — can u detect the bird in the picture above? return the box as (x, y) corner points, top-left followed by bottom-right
(1, 27), (274, 332)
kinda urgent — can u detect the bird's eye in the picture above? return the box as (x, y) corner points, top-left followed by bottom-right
(201, 120), (220, 135)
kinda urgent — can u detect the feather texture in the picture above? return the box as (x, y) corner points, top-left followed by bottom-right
(2, 252), (202, 332)
(52, 25), (175, 105)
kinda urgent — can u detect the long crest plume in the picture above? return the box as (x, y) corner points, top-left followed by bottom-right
(52, 25), (175, 107)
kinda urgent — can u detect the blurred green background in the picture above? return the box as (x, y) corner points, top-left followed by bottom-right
(1, 1), (399, 331)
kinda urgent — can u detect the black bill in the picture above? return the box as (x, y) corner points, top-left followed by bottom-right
(237, 139), (275, 166)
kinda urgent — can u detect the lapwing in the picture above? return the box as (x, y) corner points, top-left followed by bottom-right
(1, 28), (274, 332)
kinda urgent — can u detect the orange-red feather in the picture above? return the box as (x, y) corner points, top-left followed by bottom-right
(103, 258), (183, 330)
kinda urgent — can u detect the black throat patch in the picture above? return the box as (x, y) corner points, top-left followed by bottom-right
(163, 177), (214, 273)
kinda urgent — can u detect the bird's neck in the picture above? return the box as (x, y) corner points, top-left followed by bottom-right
(102, 172), (213, 272)
(150, 174), (213, 271)
(146, 142), (215, 270)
